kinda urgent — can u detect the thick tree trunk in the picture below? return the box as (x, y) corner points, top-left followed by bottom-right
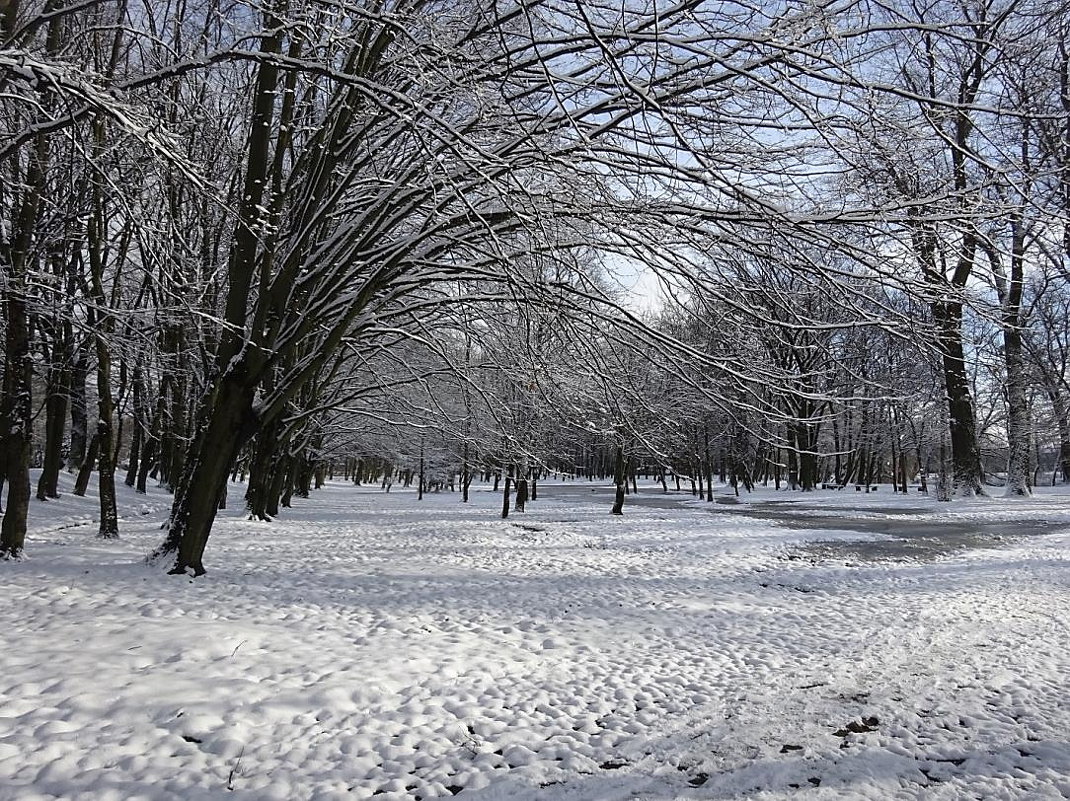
(999, 224), (1031, 497)
(515, 472), (528, 512)
(153, 9), (282, 575)
(267, 454), (289, 517)
(0, 288), (33, 558)
(245, 422), (281, 520)
(153, 372), (258, 575)
(1003, 324), (1031, 497)
(2, 68), (50, 554)
(934, 301), (984, 495)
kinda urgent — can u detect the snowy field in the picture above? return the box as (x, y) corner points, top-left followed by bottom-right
(3, 476), (1070, 800)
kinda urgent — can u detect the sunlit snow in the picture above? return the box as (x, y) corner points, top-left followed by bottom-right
(2, 475), (1070, 800)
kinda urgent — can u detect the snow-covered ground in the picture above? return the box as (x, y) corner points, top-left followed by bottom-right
(3, 475), (1070, 800)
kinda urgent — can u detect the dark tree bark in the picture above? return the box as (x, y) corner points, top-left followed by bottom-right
(417, 443), (425, 501)
(67, 343), (89, 472)
(245, 421), (282, 520)
(611, 444), (626, 515)
(0, 282), (33, 557)
(73, 434), (100, 497)
(152, 372), (260, 575)
(500, 464), (512, 519)
(515, 472), (528, 512)
(124, 367), (147, 487)
(1050, 391), (1070, 483)
(86, 166), (121, 538)
(1, 106), (49, 555)
(461, 441), (470, 503)
(267, 453), (289, 517)
(153, 12), (283, 575)
(934, 300), (984, 494)
(36, 363), (69, 500)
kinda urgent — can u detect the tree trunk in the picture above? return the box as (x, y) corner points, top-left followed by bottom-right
(36, 368), (68, 500)
(461, 442), (472, 503)
(152, 372), (259, 575)
(611, 444), (626, 515)
(267, 454), (290, 518)
(515, 470), (528, 512)
(124, 367), (147, 487)
(934, 301), (984, 495)
(1003, 324), (1031, 496)
(418, 441), (425, 501)
(1050, 390), (1070, 483)
(0, 283), (33, 558)
(67, 344), (89, 472)
(87, 185), (119, 538)
(73, 434), (100, 497)
(500, 464), (512, 519)
(245, 421), (281, 520)
(999, 223), (1031, 497)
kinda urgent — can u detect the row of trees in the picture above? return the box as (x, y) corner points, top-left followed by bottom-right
(2, 0), (1069, 573)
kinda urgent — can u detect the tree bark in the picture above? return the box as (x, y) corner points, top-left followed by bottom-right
(87, 170), (120, 538)
(0, 282), (33, 558)
(515, 472), (528, 512)
(152, 371), (259, 575)
(611, 444), (626, 515)
(153, 7), (282, 575)
(36, 366), (68, 500)
(500, 464), (512, 519)
(67, 344), (89, 472)
(934, 301), (984, 495)
(245, 421), (281, 520)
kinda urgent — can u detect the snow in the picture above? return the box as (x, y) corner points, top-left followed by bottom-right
(3, 475), (1070, 800)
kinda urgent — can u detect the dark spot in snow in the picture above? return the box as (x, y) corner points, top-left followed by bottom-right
(512, 523), (546, 533)
(181, 735), (202, 744)
(833, 716), (879, 737)
(601, 758), (628, 770)
(688, 773), (709, 787)
(808, 777), (821, 786)
(447, 785), (464, 795)
(780, 744), (803, 753)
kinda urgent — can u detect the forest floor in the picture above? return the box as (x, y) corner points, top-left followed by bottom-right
(3, 475), (1070, 800)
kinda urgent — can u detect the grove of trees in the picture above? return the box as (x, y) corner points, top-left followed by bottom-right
(2, 0), (1069, 574)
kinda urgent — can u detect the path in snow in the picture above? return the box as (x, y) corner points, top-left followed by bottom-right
(2, 477), (1070, 800)
(610, 483), (1059, 563)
